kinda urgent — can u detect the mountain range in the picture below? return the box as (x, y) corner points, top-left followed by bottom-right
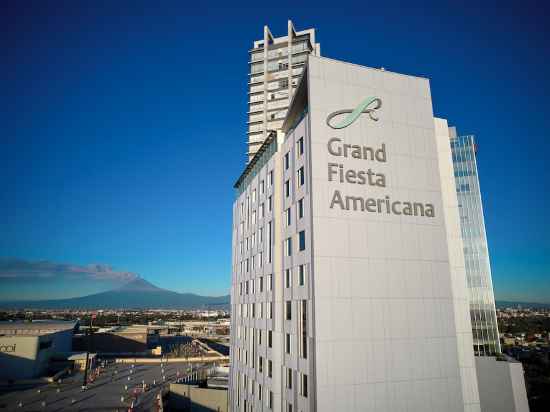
(0, 278), (230, 310)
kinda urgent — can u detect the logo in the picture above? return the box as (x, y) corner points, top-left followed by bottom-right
(326, 97), (382, 129)
(0, 343), (16, 353)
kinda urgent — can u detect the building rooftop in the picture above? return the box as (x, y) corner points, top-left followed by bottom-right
(0, 320), (78, 336)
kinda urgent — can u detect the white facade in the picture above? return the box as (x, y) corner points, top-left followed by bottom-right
(230, 55), (486, 411)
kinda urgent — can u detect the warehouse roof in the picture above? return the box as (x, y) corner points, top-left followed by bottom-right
(0, 320), (78, 336)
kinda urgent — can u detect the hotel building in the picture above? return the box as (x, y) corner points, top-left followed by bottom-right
(450, 132), (501, 356)
(247, 21), (320, 161)
(230, 24), (528, 412)
(231, 54), (482, 412)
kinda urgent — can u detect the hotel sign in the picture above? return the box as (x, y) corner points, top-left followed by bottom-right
(325, 97), (435, 218)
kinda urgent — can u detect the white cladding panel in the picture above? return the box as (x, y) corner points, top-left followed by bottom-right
(307, 56), (468, 411)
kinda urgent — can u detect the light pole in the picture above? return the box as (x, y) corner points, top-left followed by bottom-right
(82, 314), (95, 389)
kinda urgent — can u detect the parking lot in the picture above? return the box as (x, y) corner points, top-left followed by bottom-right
(0, 360), (206, 411)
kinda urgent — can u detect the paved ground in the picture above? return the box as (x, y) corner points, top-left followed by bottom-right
(0, 361), (206, 411)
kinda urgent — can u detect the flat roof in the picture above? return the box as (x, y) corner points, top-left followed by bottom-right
(0, 320), (77, 336)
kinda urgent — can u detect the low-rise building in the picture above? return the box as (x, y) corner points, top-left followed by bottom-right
(0, 320), (77, 380)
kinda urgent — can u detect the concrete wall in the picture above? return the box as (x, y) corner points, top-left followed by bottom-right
(307, 56), (478, 411)
(475, 357), (529, 412)
(169, 383), (228, 411)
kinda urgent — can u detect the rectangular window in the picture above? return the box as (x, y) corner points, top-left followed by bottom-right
(288, 403), (293, 412)
(259, 227), (263, 243)
(269, 391), (273, 409)
(286, 301), (292, 320)
(259, 276), (264, 292)
(301, 373), (308, 398)
(297, 167), (305, 187)
(285, 268), (291, 288)
(284, 152), (290, 170)
(260, 203), (265, 218)
(260, 180), (265, 195)
(268, 330), (273, 348)
(259, 383), (262, 401)
(285, 237), (292, 256)
(286, 207), (291, 226)
(268, 221), (272, 262)
(268, 170), (274, 187)
(252, 189), (256, 203)
(268, 196), (272, 212)
(285, 180), (290, 197)
(299, 230), (306, 251)
(267, 274), (272, 291)
(287, 367), (292, 388)
(301, 299), (308, 359)
(297, 137), (304, 156)
(299, 264), (305, 286)
(259, 356), (263, 373)
(286, 333), (291, 354)
(298, 198), (304, 219)
(268, 360), (273, 378)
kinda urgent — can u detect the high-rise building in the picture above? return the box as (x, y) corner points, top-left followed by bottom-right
(450, 132), (501, 356)
(230, 54), (482, 411)
(247, 21), (320, 162)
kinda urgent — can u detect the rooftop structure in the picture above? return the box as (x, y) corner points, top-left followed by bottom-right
(247, 20), (320, 162)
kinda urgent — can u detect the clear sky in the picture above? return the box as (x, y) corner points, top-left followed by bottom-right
(1, 0), (549, 302)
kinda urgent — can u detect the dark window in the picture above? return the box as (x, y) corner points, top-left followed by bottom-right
(299, 230), (306, 251)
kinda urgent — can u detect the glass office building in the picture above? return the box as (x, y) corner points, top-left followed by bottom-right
(450, 132), (501, 356)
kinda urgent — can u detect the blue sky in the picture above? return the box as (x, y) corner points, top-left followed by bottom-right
(1, 0), (549, 301)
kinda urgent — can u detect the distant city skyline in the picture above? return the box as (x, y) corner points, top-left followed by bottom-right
(1, 1), (549, 302)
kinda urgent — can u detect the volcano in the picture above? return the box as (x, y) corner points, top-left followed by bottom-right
(0, 278), (229, 310)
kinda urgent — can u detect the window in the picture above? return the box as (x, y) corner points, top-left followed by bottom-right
(268, 170), (274, 187)
(267, 274), (273, 291)
(285, 180), (290, 197)
(268, 390), (273, 409)
(284, 152), (290, 170)
(259, 356), (263, 373)
(297, 167), (305, 187)
(268, 196), (272, 212)
(297, 137), (304, 156)
(252, 189), (256, 203)
(268, 302), (273, 319)
(280, 78), (289, 88)
(299, 265), (305, 286)
(260, 180), (265, 194)
(286, 333), (291, 354)
(259, 383), (262, 401)
(288, 403), (293, 412)
(268, 330), (273, 348)
(285, 268), (292, 288)
(259, 227), (263, 243)
(287, 367), (293, 388)
(285, 237), (292, 256)
(286, 301), (292, 320)
(301, 373), (308, 398)
(259, 276), (264, 292)
(286, 207), (291, 226)
(298, 198), (304, 219)
(299, 230), (306, 251)
(260, 203), (264, 218)
(301, 300), (308, 359)
(268, 360), (273, 377)
(271, 113), (275, 120)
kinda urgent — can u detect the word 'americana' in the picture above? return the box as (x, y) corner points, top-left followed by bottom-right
(330, 190), (435, 217)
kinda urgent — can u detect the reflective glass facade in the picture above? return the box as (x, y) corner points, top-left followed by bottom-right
(451, 134), (501, 356)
